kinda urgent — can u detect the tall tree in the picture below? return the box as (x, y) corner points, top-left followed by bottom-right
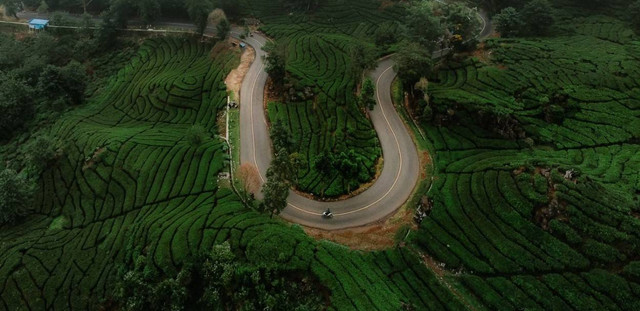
(393, 41), (434, 89)
(262, 41), (287, 89)
(0, 169), (36, 224)
(270, 121), (294, 153)
(138, 0), (161, 25)
(186, 0), (213, 36)
(348, 44), (376, 78)
(521, 0), (555, 35)
(360, 78), (376, 111)
(0, 76), (34, 139)
(216, 18), (230, 40)
(109, 0), (134, 28)
(442, 2), (483, 51)
(494, 7), (523, 37)
(259, 166), (289, 217)
(404, 1), (444, 52)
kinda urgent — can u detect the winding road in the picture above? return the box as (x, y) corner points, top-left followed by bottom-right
(15, 5), (490, 230)
(231, 8), (491, 230)
(233, 31), (420, 230)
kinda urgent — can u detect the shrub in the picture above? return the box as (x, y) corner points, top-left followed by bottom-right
(185, 124), (208, 147)
(0, 169), (36, 224)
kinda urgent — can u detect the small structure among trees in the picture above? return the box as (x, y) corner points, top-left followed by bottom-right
(28, 19), (49, 31)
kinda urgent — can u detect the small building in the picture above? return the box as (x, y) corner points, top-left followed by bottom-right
(28, 19), (49, 31)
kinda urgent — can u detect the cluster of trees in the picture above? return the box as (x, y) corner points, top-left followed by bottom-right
(110, 242), (324, 311)
(359, 78), (376, 111)
(0, 33), (88, 141)
(313, 149), (370, 194)
(258, 123), (302, 216)
(494, 0), (555, 37)
(0, 169), (36, 224)
(393, 1), (482, 103)
(262, 40), (287, 89)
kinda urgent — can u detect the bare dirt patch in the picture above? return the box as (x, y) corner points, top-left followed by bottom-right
(472, 42), (493, 64)
(225, 39), (255, 98)
(82, 147), (106, 171)
(304, 205), (416, 251)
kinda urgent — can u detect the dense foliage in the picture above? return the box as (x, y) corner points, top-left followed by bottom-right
(0, 33), (89, 140)
(111, 242), (325, 310)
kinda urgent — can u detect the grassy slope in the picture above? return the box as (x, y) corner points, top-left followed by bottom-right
(414, 5), (640, 309)
(239, 0), (405, 197)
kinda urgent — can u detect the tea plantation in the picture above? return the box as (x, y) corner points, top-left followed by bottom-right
(0, 36), (471, 310)
(414, 10), (640, 309)
(240, 0), (405, 197)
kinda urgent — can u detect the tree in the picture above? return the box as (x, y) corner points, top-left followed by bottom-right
(109, 0), (134, 28)
(313, 151), (334, 175)
(360, 78), (376, 111)
(24, 135), (62, 176)
(0, 76), (34, 140)
(186, 0), (213, 36)
(394, 41), (434, 89)
(404, 1), (444, 52)
(333, 149), (361, 193)
(494, 7), (523, 37)
(288, 152), (306, 183)
(96, 10), (119, 50)
(81, 0), (94, 14)
(138, 0), (161, 25)
(415, 78), (429, 102)
(270, 121), (294, 153)
(262, 41), (287, 88)
(185, 124), (208, 147)
(237, 163), (261, 202)
(272, 147), (293, 180)
(37, 61), (88, 107)
(259, 166), (289, 217)
(374, 21), (399, 48)
(630, 1), (640, 31)
(37, 0), (48, 13)
(216, 18), (230, 40)
(442, 2), (482, 51)
(1, 0), (20, 18)
(521, 0), (555, 35)
(348, 44), (376, 78)
(0, 169), (36, 224)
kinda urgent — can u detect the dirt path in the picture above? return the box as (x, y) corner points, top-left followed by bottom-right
(225, 39), (255, 99)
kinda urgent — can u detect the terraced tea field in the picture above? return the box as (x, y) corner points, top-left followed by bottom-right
(416, 13), (640, 309)
(0, 35), (470, 310)
(241, 0), (405, 196)
(0, 37), (240, 308)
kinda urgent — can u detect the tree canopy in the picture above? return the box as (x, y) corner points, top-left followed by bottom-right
(0, 169), (36, 224)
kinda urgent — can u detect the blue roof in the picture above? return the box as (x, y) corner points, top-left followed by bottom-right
(29, 19), (49, 26)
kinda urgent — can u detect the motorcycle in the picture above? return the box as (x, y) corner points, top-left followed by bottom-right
(322, 209), (333, 219)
